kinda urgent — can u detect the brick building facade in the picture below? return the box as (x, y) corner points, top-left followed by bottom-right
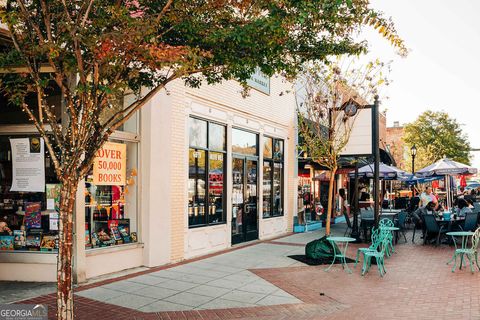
(386, 121), (407, 170)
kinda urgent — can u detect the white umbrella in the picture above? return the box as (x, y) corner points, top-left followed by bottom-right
(350, 162), (407, 180)
(415, 158), (478, 208)
(415, 158), (477, 177)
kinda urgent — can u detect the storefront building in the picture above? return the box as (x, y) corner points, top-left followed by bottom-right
(0, 74), (296, 282)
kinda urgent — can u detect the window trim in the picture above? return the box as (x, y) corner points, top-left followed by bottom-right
(188, 117), (227, 228)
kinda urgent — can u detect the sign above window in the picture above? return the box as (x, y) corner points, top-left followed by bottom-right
(246, 67), (270, 95)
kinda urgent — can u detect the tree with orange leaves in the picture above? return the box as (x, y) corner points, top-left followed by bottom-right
(0, 1), (405, 318)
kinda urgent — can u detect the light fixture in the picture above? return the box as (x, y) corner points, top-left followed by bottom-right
(411, 144), (417, 157)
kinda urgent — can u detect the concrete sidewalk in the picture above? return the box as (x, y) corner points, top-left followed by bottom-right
(15, 222), (480, 319)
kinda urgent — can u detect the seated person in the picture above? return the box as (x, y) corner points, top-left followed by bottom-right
(412, 201), (436, 239)
(412, 201), (436, 224)
(456, 198), (472, 217)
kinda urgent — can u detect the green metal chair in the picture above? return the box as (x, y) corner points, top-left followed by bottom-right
(361, 229), (391, 277)
(379, 218), (395, 257)
(450, 227), (480, 273)
(354, 227), (381, 268)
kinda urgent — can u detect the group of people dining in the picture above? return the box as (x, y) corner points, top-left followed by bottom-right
(415, 186), (475, 218)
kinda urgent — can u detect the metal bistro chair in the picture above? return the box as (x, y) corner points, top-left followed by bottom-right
(344, 211), (352, 236)
(459, 212), (479, 232)
(423, 215), (447, 246)
(361, 229), (391, 277)
(355, 227), (381, 269)
(379, 218), (395, 256)
(450, 227), (480, 273)
(396, 211), (408, 243)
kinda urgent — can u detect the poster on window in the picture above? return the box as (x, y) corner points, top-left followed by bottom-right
(93, 142), (127, 186)
(10, 138), (45, 192)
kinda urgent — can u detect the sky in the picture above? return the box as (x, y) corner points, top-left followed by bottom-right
(359, 0), (480, 171)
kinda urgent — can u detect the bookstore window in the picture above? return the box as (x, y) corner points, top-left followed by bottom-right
(84, 140), (139, 249)
(0, 135), (60, 252)
(188, 117), (226, 227)
(262, 137), (284, 218)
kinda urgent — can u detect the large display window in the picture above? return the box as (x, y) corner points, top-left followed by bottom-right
(188, 117), (226, 227)
(263, 136), (284, 218)
(0, 135), (60, 252)
(84, 140), (138, 249)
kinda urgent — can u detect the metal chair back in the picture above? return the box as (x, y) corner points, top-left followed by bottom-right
(423, 215), (440, 233)
(472, 227), (480, 252)
(463, 212), (479, 232)
(397, 211), (407, 229)
(344, 211), (352, 228)
(379, 218), (394, 228)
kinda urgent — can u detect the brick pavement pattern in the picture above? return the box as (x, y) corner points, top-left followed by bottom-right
(17, 231), (480, 320)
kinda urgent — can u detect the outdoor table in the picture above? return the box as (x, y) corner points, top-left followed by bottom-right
(325, 236), (356, 273)
(381, 209), (402, 214)
(436, 215), (465, 232)
(446, 231), (474, 272)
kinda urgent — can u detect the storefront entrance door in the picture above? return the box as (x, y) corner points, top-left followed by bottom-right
(231, 157), (258, 245)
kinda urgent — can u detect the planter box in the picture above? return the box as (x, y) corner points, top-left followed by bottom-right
(293, 224), (306, 233)
(334, 216), (346, 224)
(306, 221), (322, 231)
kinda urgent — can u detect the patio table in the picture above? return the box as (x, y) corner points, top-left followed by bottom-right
(446, 231), (474, 272)
(436, 215), (465, 232)
(325, 236), (356, 273)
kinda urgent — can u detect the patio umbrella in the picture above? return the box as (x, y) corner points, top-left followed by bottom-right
(349, 162), (407, 180)
(415, 158), (478, 208)
(415, 158), (477, 177)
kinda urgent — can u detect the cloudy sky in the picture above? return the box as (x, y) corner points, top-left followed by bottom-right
(361, 0), (480, 170)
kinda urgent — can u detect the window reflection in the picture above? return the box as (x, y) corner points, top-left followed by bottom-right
(208, 152), (224, 223)
(189, 118), (207, 149)
(273, 139), (283, 160)
(263, 161), (272, 218)
(273, 162), (283, 215)
(209, 123), (226, 151)
(263, 137), (273, 159)
(232, 128), (257, 155)
(188, 149), (206, 225)
(188, 117), (227, 227)
(263, 137), (284, 218)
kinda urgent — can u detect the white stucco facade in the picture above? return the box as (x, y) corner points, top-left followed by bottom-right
(0, 75), (296, 282)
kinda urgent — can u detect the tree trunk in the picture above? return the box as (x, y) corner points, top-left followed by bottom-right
(57, 178), (78, 320)
(325, 167), (337, 236)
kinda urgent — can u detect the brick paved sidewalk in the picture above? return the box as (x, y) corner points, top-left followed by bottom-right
(15, 228), (480, 319)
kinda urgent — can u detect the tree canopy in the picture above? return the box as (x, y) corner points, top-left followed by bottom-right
(0, 1), (405, 319)
(404, 110), (471, 171)
(0, 0), (407, 183)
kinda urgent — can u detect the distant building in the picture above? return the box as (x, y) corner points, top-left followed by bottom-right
(386, 121), (407, 170)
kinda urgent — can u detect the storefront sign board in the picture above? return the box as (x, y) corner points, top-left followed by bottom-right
(93, 142), (127, 186)
(10, 138), (45, 192)
(247, 67), (270, 95)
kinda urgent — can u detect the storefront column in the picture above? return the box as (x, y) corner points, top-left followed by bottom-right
(225, 120), (233, 247)
(73, 178), (86, 283)
(258, 133), (264, 236)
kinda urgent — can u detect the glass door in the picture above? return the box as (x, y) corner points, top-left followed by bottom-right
(232, 157), (258, 244)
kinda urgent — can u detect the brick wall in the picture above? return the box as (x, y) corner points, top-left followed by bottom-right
(386, 126), (406, 169)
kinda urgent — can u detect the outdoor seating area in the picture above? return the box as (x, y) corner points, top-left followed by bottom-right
(324, 203), (480, 277)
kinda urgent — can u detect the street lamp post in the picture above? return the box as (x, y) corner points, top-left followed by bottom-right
(411, 144), (417, 174)
(410, 144), (417, 199)
(372, 96), (380, 227)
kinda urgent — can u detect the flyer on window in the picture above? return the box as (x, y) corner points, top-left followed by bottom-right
(10, 137), (45, 192)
